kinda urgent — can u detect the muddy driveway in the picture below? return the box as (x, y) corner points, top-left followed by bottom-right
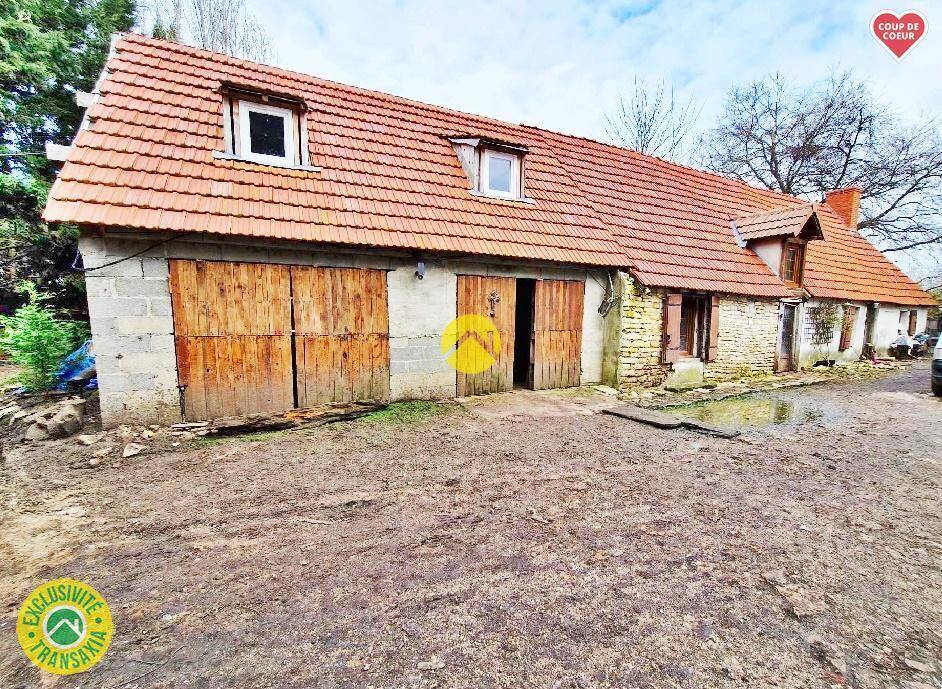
(1, 364), (940, 688)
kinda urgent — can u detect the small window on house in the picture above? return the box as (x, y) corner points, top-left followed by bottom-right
(481, 149), (521, 197)
(222, 90), (308, 168)
(781, 239), (805, 285)
(239, 101), (294, 165)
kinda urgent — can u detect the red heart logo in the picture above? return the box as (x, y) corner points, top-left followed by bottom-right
(872, 11), (927, 59)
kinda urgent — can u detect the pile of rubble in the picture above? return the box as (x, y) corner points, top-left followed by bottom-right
(0, 396), (89, 442)
(74, 421), (211, 468)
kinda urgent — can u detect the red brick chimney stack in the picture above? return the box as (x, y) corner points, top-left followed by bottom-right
(825, 187), (861, 230)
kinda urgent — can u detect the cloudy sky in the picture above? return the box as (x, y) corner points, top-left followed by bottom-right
(245, 0), (939, 138)
(232, 0), (941, 278)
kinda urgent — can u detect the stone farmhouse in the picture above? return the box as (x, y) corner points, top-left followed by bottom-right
(43, 34), (935, 426)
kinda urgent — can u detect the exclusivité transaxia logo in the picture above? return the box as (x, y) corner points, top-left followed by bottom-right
(16, 578), (114, 675)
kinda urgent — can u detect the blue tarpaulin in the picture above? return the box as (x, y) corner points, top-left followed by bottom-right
(54, 340), (97, 391)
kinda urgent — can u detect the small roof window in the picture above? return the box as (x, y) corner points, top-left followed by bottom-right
(240, 100), (295, 165)
(217, 86), (314, 170)
(482, 149), (520, 198)
(447, 135), (531, 202)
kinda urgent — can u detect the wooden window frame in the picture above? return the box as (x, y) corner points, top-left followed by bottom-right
(663, 292), (719, 363)
(780, 239), (806, 286)
(678, 295), (706, 357)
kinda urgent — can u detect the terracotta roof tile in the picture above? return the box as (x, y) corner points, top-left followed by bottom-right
(734, 204), (822, 242)
(45, 34), (934, 306)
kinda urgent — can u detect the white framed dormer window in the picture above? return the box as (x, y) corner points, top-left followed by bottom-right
(238, 100), (296, 166)
(217, 89), (317, 170)
(481, 149), (521, 198)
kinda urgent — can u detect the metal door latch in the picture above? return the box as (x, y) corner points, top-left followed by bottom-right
(487, 291), (501, 317)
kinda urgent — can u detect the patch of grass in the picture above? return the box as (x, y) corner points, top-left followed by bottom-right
(358, 400), (454, 424)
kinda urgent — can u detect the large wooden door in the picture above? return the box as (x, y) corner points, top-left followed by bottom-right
(455, 275), (516, 396)
(291, 266), (389, 406)
(531, 279), (583, 390)
(170, 260), (390, 421)
(170, 260), (295, 420)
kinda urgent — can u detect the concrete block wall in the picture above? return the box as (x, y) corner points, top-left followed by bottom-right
(79, 237), (181, 425)
(707, 296), (779, 379)
(82, 232), (615, 426)
(387, 261), (457, 400)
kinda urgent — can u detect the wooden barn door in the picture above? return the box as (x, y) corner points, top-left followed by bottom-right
(291, 266), (390, 405)
(170, 260), (295, 420)
(531, 279), (584, 390)
(455, 275), (516, 396)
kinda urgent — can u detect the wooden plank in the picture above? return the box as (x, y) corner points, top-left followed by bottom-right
(455, 274), (515, 396)
(169, 260), (295, 421)
(531, 279), (583, 390)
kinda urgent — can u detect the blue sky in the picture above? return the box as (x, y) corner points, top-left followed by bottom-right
(236, 0), (941, 278)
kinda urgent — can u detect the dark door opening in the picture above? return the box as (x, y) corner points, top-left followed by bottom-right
(777, 303), (797, 372)
(514, 278), (535, 387)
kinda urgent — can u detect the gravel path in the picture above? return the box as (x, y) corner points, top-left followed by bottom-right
(1, 363), (940, 688)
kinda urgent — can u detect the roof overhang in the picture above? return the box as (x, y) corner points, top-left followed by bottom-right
(445, 134), (530, 155)
(732, 204), (825, 245)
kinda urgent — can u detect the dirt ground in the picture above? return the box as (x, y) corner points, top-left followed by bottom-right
(1, 363), (940, 688)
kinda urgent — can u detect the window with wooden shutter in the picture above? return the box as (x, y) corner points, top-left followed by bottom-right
(908, 310), (917, 336)
(707, 294), (720, 361)
(662, 293), (683, 363)
(838, 306), (858, 351)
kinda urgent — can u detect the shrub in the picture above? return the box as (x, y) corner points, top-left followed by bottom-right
(0, 282), (88, 391)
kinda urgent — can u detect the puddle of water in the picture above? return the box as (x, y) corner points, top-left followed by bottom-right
(674, 396), (823, 428)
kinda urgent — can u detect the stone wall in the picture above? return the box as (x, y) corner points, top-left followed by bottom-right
(614, 274), (668, 390)
(612, 277), (782, 390)
(708, 296), (779, 379)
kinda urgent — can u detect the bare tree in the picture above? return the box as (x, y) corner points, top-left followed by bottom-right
(142, 0), (274, 63)
(604, 77), (701, 162)
(699, 72), (942, 253)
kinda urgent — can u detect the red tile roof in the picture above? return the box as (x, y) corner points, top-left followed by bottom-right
(45, 34), (934, 306)
(734, 204), (822, 242)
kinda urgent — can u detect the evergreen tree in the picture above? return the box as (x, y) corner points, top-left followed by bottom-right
(0, 0), (136, 312)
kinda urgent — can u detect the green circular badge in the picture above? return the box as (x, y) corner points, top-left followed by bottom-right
(16, 578), (114, 675)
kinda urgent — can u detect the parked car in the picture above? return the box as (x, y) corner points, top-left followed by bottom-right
(934, 339), (942, 397)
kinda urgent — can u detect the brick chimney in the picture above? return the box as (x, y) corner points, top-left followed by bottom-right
(825, 187), (861, 229)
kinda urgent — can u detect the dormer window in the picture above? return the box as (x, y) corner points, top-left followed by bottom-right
(447, 136), (530, 202)
(240, 101), (295, 165)
(219, 87), (311, 169)
(731, 204), (823, 288)
(482, 149), (521, 197)
(780, 239), (805, 286)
